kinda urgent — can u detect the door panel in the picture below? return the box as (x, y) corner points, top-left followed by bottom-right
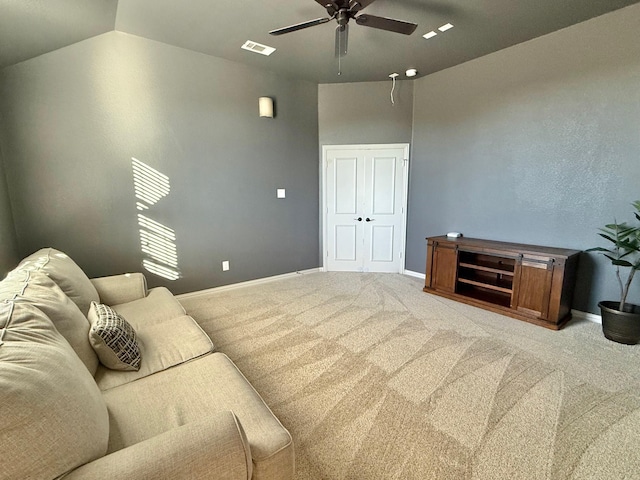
(371, 225), (395, 262)
(335, 157), (358, 214)
(335, 225), (357, 261)
(363, 150), (405, 273)
(372, 156), (396, 215)
(325, 149), (365, 271)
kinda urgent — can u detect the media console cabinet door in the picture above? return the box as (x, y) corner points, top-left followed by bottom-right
(431, 242), (458, 293)
(514, 256), (554, 320)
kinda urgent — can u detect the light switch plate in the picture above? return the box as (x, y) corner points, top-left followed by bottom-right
(222, 260), (229, 271)
(277, 188), (286, 198)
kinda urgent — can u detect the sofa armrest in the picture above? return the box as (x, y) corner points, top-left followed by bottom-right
(63, 411), (252, 480)
(90, 273), (148, 306)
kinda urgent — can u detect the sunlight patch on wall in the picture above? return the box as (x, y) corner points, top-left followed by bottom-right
(142, 259), (180, 281)
(138, 215), (178, 267)
(132, 158), (181, 281)
(132, 158), (170, 211)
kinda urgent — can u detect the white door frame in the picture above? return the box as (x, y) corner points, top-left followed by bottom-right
(321, 143), (410, 273)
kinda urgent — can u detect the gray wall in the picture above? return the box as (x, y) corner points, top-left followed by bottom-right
(318, 80), (413, 146)
(0, 31), (320, 294)
(407, 5), (640, 313)
(0, 137), (19, 276)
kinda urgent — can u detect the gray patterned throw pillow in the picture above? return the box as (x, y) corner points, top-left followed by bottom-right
(88, 302), (141, 371)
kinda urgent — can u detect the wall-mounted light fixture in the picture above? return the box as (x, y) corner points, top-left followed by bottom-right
(259, 97), (274, 118)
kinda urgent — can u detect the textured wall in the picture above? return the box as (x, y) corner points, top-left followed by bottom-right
(0, 32), (320, 294)
(407, 5), (640, 313)
(0, 137), (19, 276)
(319, 80), (413, 146)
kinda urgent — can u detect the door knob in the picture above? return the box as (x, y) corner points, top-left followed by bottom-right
(354, 217), (363, 222)
(365, 217), (374, 222)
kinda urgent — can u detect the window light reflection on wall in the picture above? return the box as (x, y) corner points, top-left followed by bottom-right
(131, 158), (181, 281)
(132, 158), (171, 210)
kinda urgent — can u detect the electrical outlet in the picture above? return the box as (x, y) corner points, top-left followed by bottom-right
(277, 188), (286, 198)
(222, 260), (229, 271)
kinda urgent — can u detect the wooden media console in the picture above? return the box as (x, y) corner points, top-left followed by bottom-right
(424, 236), (580, 330)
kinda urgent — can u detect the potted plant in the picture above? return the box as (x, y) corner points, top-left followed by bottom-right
(588, 200), (640, 344)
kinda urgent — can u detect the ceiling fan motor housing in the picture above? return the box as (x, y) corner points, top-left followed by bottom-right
(336, 10), (350, 26)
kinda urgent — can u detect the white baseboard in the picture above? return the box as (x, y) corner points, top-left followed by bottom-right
(403, 270), (426, 280)
(177, 268), (322, 300)
(572, 309), (602, 324)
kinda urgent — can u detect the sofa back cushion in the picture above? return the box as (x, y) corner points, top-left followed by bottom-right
(0, 270), (100, 375)
(16, 247), (99, 316)
(0, 301), (109, 479)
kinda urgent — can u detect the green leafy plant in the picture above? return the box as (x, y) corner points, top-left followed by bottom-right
(588, 201), (640, 310)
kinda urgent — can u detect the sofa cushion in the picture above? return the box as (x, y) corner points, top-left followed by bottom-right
(16, 247), (99, 316)
(111, 286), (186, 328)
(0, 301), (109, 479)
(89, 302), (142, 371)
(95, 314), (214, 390)
(103, 352), (294, 480)
(0, 270), (99, 375)
(91, 273), (148, 306)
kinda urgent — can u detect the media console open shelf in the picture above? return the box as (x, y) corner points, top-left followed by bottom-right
(424, 236), (580, 330)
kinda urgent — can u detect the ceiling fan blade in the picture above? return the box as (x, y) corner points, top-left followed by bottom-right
(355, 14), (418, 35)
(335, 23), (349, 58)
(269, 17), (330, 36)
(349, 0), (376, 14)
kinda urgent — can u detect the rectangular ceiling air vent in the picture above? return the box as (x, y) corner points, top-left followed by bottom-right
(241, 41), (276, 56)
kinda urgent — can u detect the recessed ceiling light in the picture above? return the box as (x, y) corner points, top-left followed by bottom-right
(406, 69), (418, 77)
(241, 40), (276, 56)
(423, 31), (437, 40)
(438, 23), (454, 32)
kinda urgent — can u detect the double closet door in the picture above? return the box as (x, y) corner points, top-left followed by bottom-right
(323, 144), (409, 273)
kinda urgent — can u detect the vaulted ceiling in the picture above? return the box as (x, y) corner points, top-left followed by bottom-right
(2, 0), (639, 83)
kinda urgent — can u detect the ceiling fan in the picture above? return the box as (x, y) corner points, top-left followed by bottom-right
(269, 0), (418, 58)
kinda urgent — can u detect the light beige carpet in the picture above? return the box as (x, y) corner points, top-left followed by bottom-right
(179, 272), (640, 480)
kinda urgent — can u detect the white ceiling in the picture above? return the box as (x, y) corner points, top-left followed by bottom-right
(2, 0), (640, 83)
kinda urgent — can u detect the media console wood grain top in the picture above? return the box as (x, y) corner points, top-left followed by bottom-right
(424, 236), (581, 330)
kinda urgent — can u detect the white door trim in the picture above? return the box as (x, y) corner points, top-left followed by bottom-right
(322, 143), (410, 273)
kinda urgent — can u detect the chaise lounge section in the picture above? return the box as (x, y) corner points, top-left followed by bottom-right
(0, 248), (294, 480)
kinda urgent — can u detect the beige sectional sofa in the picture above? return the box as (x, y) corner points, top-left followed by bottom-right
(0, 248), (294, 480)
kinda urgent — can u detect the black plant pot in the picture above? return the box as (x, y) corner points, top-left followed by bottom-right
(598, 301), (640, 345)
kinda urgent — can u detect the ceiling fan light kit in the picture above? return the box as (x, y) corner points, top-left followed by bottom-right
(270, 0), (417, 64)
